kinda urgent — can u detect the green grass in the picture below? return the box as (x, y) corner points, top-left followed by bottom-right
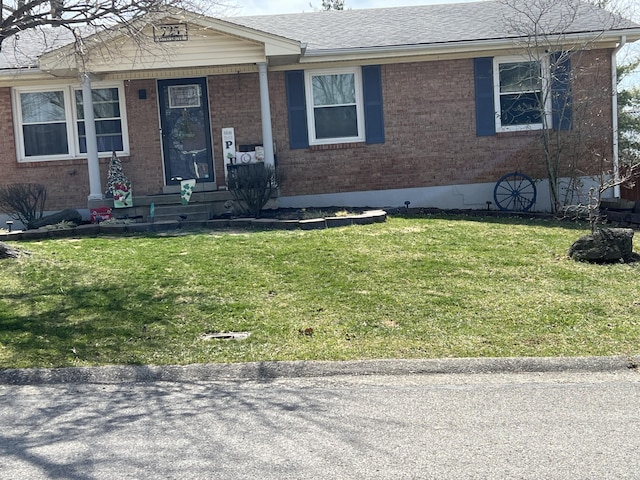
(1, 215), (639, 369)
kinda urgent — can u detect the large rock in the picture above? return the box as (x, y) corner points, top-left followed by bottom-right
(568, 228), (634, 263)
(28, 209), (82, 230)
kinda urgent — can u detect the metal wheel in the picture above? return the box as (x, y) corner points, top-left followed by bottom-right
(493, 172), (537, 212)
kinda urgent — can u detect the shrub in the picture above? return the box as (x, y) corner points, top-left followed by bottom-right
(227, 163), (279, 217)
(0, 183), (47, 227)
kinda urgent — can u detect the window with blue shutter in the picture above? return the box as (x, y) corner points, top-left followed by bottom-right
(286, 65), (385, 147)
(475, 54), (570, 135)
(362, 65), (385, 144)
(285, 70), (309, 149)
(551, 52), (572, 131)
(474, 57), (496, 136)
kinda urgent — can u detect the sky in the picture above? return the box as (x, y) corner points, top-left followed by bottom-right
(231, 0), (476, 17)
(225, 0), (640, 21)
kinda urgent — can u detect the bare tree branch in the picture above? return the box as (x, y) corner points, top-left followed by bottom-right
(0, 0), (235, 53)
(498, 0), (636, 212)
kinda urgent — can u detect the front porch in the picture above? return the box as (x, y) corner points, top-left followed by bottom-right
(89, 190), (239, 223)
(31, 13), (290, 210)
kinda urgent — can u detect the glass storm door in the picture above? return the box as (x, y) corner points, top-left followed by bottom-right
(158, 78), (214, 185)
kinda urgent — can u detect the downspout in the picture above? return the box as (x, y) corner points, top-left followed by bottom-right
(612, 36), (626, 198)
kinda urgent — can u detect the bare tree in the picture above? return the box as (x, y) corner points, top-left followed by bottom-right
(0, 183), (46, 227)
(309, 0), (345, 12)
(497, 0), (638, 212)
(0, 0), (233, 54)
(227, 163), (279, 217)
(321, 0), (345, 10)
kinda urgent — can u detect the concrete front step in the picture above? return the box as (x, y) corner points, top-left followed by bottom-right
(152, 203), (212, 222)
(105, 193), (235, 222)
(153, 203), (210, 216)
(89, 190), (234, 209)
(91, 190), (281, 222)
(153, 212), (211, 222)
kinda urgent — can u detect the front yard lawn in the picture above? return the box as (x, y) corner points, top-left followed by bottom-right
(1, 215), (639, 369)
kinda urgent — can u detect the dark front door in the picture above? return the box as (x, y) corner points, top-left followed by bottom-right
(158, 78), (214, 185)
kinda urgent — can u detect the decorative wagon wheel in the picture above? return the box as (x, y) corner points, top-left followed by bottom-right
(493, 172), (537, 212)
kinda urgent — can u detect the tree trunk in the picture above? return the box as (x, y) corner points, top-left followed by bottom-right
(27, 209), (82, 230)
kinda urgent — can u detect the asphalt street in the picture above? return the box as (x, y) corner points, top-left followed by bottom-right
(1, 361), (640, 479)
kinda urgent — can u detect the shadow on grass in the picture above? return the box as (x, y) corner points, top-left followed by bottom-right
(0, 280), (186, 368)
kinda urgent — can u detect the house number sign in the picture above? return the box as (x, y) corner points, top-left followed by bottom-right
(154, 23), (189, 42)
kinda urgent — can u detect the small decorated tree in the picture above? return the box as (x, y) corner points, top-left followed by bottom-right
(105, 151), (132, 208)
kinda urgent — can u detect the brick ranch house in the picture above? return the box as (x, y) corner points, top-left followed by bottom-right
(1, 0), (639, 227)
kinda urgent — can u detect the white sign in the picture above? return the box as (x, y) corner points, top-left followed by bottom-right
(154, 23), (189, 42)
(222, 127), (236, 184)
(168, 85), (201, 109)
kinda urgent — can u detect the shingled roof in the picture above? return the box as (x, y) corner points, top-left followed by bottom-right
(0, 25), (99, 71)
(1, 0), (638, 71)
(226, 0), (639, 53)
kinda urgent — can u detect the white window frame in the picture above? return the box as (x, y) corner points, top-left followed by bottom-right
(304, 67), (365, 146)
(12, 82), (129, 163)
(493, 55), (552, 133)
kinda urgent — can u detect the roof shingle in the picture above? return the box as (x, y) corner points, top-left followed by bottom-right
(1, 0), (637, 70)
(226, 0), (639, 52)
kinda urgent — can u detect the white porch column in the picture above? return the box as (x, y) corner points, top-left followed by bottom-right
(82, 73), (103, 201)
(257, 62), (275, 166)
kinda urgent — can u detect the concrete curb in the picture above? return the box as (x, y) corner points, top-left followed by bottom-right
(0, 356), (637, 385)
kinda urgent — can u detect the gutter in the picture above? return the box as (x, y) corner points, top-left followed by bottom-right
(299, 29), (640, 59)
(612, 35), (627, 198)
(0, 68), (65, 86)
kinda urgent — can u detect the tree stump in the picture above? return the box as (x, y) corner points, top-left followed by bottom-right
(568, 228), (635, 263)
(28, 209), (82, 230)
(0, 242), (19, 259)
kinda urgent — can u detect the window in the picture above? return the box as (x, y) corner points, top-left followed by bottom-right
(305, 67), (364, 145)
(20, 91), (70, 157)
(75, 88), (124, 154)
(493, 56), (551, 133)
(14, 83), (128, 162)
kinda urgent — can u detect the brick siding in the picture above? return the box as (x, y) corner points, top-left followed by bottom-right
(124, 79), (164, 195)
(0, 48), (614, 210)
(275, 50), (613, 197)
(0, 86), (93, 209)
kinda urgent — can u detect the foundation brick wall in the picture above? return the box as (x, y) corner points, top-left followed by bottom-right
(123, 79), (164, 195)
(0, 87), (16, 183)
(0, 86), (95, 210)
(0, 81), (165, 211)
(208, 73), (263, 183)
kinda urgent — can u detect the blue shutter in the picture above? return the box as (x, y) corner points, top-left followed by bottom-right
(551, 52), (572, 131)
(285, 70), (309, 149)
(474, 57), (496, 137)
(362, 65), (385, 144)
